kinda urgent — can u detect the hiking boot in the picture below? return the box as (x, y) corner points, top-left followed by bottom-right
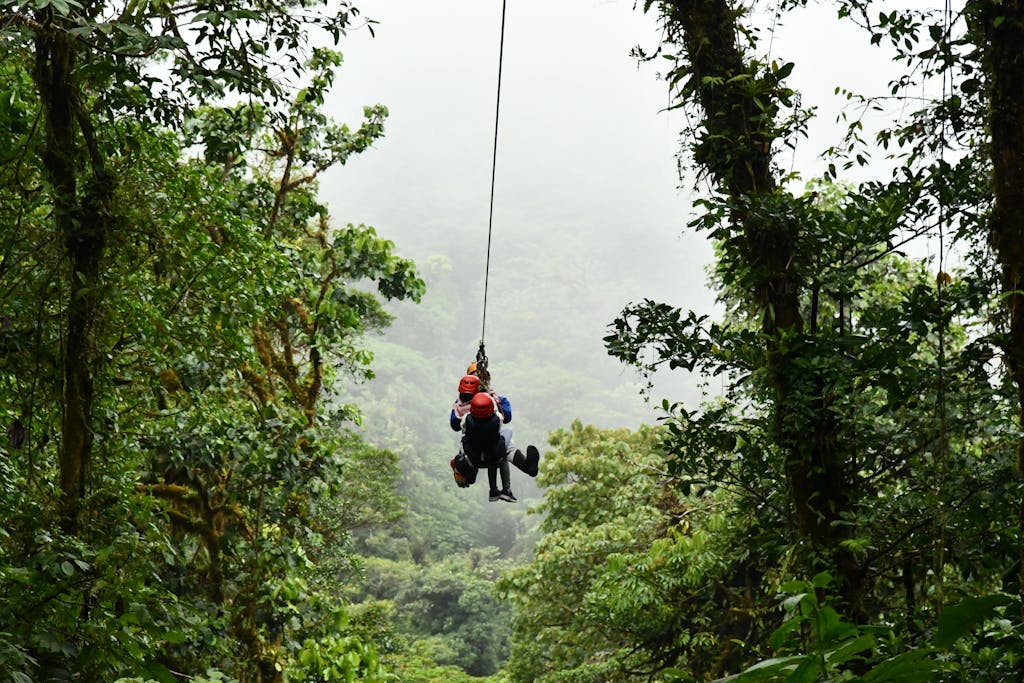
(511, 447), (539, 477)
(489, 489), (501, 502)
(526, 445), (540, 477)
(498, 489), (517, 503)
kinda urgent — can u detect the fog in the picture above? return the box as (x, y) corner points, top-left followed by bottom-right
(322, 0), (925, 435)
(323, 1), (715, 427)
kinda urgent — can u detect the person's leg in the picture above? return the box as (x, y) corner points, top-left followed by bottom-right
(499, 460), (511, 491)
(487, 466), (500, 501)
(498, 460), (516, 502)
(510, 445), (539, 477)
(500, 425), (514, 456)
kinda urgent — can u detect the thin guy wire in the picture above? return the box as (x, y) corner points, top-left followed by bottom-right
(481, 0), (507, 345)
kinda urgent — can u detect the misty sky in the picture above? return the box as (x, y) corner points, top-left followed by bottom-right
(322, 0), (918, 415)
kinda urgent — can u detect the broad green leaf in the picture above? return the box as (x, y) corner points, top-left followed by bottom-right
(734, 655), (805, 681)
(934, 594), (1015, 648)
(861, 648), (939, 682)
(786, 658), (820, 683)
(769, 616), (802, 651)
(824, 633), (875, 666)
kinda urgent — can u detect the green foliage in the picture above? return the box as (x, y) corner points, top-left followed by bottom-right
(499, 422), (764, 681)
(0, 7), (424, 678)
(717, 584), (1024, 683)
(608, 183), (1018, 610)
(289, 632), (389, 682)
(0, 481), (191, 680)
(351, 548), (515, 677)
(594, 1), (1024, 681)
(722, 574), (939, 683)
(0, 0), (369, 126)
(386, 637), (505, 683)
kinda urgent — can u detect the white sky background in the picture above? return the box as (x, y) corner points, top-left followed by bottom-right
(323, 0), (701, 289)
(321, 0), (941, 411)
(324, 0), (710, 408)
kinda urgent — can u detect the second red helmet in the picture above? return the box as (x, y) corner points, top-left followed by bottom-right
(470, 392), (495, 419)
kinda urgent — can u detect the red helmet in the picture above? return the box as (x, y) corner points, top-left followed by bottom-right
(458, 374), (481, 394)
(470, 392), (495, 419)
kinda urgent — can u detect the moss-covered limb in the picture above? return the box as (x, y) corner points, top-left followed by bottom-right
(655, 0), (860, 610)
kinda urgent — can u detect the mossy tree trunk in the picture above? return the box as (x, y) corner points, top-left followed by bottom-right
(32, 19), (111, 532)
(979, 0), (1024, 610)
(660, 0), (861, 612)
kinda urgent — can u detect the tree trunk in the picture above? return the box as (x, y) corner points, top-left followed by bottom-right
(981, 0), (1024, 609)
(662, 0), (860, 610)
(33, 25), (107, 531)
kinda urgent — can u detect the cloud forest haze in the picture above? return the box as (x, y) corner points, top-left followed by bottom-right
(322, 0), (923, 430)
(324, 0), (714, 428)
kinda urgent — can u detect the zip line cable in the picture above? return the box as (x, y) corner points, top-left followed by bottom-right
(479, 0), (508, 365)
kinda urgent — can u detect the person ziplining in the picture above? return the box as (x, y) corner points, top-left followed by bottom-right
(449, 364), (540, 502)
(446, 0), (540, 501)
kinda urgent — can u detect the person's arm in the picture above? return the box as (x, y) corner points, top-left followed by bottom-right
(450, 408), (462, 431)
(498, 396), (512, 424)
